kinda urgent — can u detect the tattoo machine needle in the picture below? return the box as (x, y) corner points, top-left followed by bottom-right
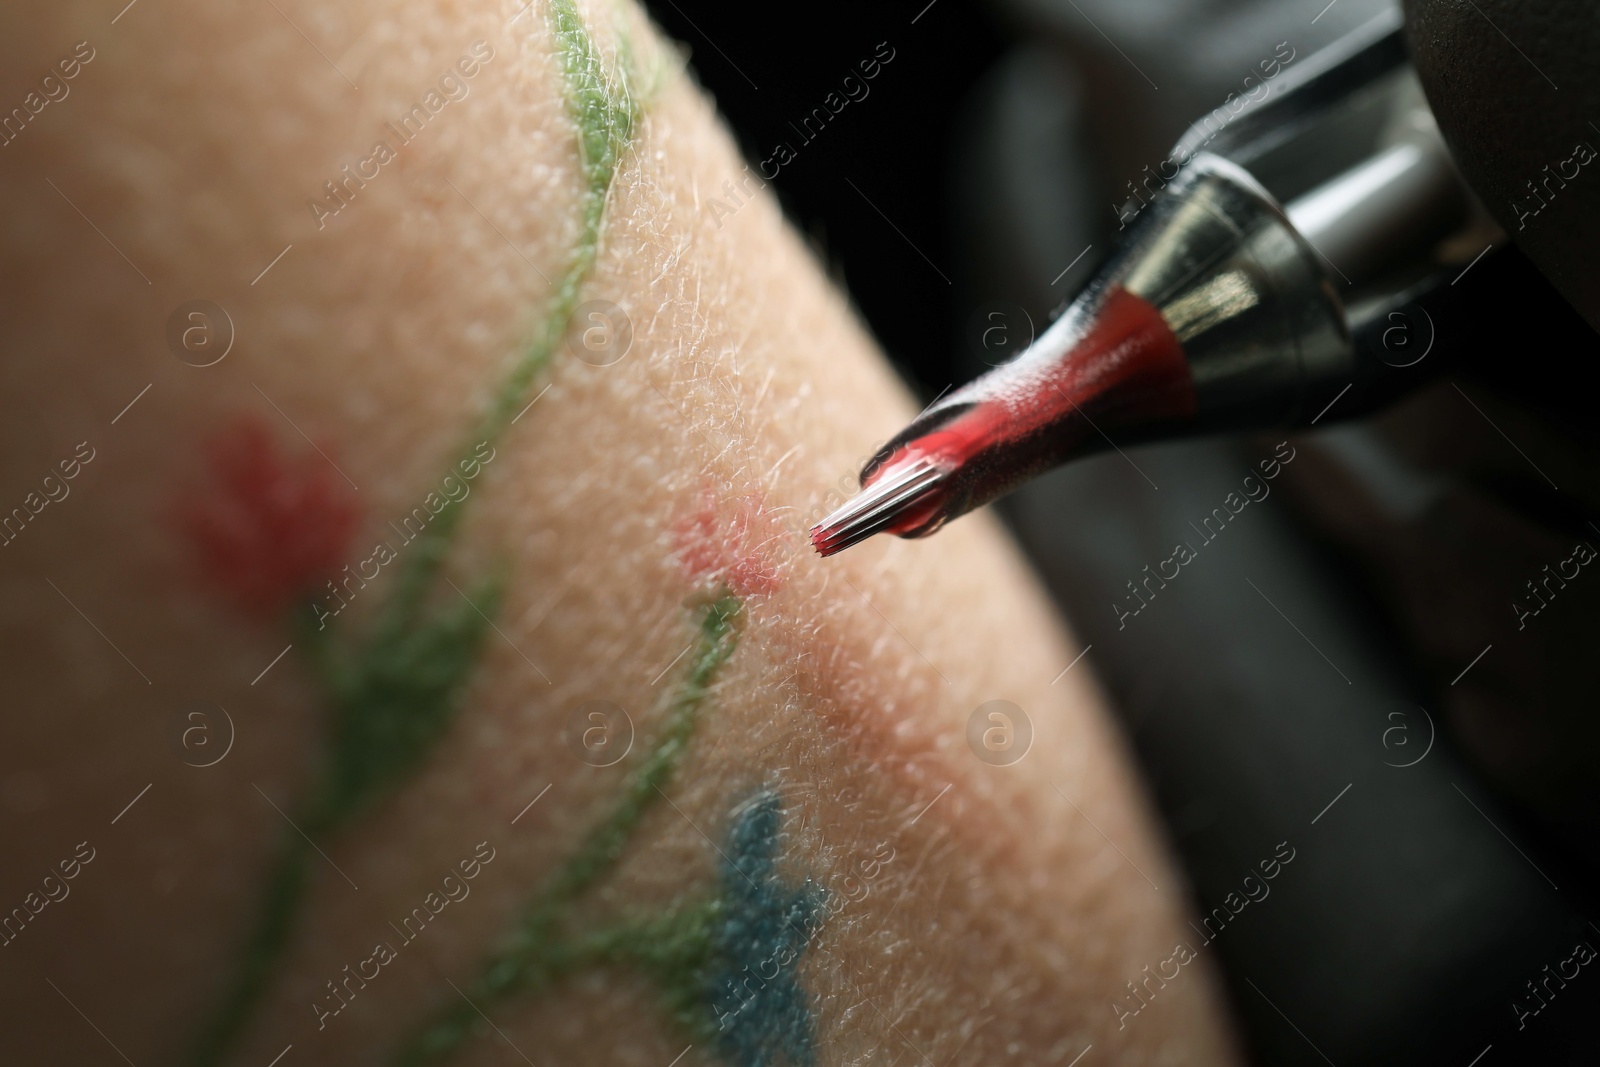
(812, 9), (1534, 558)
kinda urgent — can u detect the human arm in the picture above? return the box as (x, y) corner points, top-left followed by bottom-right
(0, 1), (1237, 1063)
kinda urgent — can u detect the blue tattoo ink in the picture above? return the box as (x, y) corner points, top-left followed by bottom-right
(711, 788), (828, 1067)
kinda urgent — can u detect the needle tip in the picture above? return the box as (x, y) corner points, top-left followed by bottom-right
(809, 454), (951, 557)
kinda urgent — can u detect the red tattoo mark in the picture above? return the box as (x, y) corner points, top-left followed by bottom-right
(672, 486), (785, 597)
(179, 416), (360, 617)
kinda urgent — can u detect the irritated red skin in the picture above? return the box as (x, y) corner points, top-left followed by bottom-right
(863, 286), (1195, 537)
(179, 416), (361, 617)
(672, 486), (785, 596)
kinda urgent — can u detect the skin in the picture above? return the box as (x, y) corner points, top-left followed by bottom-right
(0, 1), (1238, 1065)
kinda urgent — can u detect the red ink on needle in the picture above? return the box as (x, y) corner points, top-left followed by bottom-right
(813, 286), (1194, 555)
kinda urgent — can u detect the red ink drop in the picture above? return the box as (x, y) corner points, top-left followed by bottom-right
(180, 416), (361, 617)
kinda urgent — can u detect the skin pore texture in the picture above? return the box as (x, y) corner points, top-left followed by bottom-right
(0, 1), (1238, 1065)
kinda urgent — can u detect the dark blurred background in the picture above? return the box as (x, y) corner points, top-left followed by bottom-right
(642, 0), (1600, 1062)
(645, 0), (1009, 395)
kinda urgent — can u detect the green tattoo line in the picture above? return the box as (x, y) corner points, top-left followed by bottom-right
(386, 15), (833, 1062)
(570, 898), (726, 1040)
(476, 0), (638, 440)
(185, 4), (644, 1063)
(183, 834), (315, 1067)
(388, 0), (637, 626)
(394, 594), (743, 1066)
(380, 11), (832, 1063)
